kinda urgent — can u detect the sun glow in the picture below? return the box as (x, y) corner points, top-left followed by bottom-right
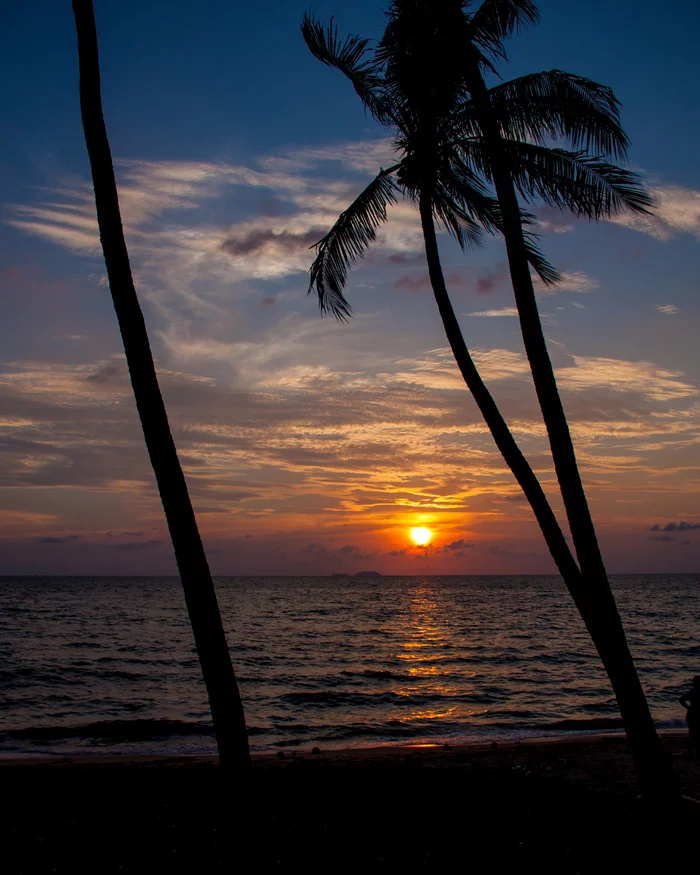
(410, 527), (433, 546)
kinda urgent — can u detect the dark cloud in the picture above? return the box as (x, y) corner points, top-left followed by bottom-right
(105, 539), (163, 552)
(475, 265), (507, 295)
(387, 252), (425, 266)
(84, 360), (125, 384)
(339, 544), (379, 560)
(649, 534), (676, 543)
(650, 521), (700, 532)
(444, 539), (475, 551)
(391, 273), (431, 293)
(260, 296), (277, 308)
(303, 543), (327, 554)
(221, 227), (324, 257)
(37, 535), (81, 545)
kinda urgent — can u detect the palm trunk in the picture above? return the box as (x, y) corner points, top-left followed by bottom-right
(464, 61), (674, 799)
(72, 0), (250, 768)
(420, 194), (582, 590)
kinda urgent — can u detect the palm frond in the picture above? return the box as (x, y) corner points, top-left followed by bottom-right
(502, 143), (652, 218)
(487, 70), (629, 159)
(469, 0), (540, 59)
(459, 138), (651, 219)
(309, 167), (401, 320)
(522, 229), (561, 286)
(444, 150), (503, 236)
(431, 184), (486, 251)
(301, 13), (390, 123)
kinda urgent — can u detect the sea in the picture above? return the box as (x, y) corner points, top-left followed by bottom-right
(1, 574), (698, 758)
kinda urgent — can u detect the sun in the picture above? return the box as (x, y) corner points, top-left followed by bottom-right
(410, 527), (433, 546)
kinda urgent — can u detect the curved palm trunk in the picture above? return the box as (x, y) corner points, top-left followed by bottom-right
(72, 0), (250, 768)
(420, 195), (584, 591)
(464, 62), (674, 799)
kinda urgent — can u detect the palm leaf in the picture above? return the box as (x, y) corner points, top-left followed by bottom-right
(309, 166), (401, 320)
(301, 14), (390, 124)
(522, 229), (561, 286)
(501, 143), (652, 218)
(431, 183), (486, 251)
(486, 70), (629, 160)
(469, 0), (540, 59)
(458, 137), (651, 218)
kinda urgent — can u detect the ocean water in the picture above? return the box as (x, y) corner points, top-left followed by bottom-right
(0, 575), (698, 758)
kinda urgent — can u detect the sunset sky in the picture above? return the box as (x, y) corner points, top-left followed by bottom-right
(1, 0), (699, 575)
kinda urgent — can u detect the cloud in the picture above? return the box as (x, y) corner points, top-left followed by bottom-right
(105, 539), (163, 552)
(37, 535), (81, 544)
(534, 270), (600, 296)
(656, 304), (679, 315)
(6, 144), (427, 326)
(391, 273), (431, 293)
(475, 266), (508, 295)
(465, 268), (598, 307)
(556, 356), (697, 402)
(650, 521), (700, 532)
(609, 183), (700, 240)
(221, 227), (324, 258)
(444, 539), (475, 550)
(2, 340), (700, 574)
(536, 219), (574, 234)
(338, 543), (378, 560)
(386, 347), (530, 391)
(259, 139), (397, 175)
(6, 142), (700, 571)
(469, 307), (519, 318)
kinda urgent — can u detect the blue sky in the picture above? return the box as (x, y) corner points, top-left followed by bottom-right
(1, 0), (699, 575)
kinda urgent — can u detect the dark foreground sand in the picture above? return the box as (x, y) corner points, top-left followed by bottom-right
(3, 731), (699, 873)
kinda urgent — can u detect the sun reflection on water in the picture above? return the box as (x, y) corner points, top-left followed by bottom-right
(388, 584), (461, 726)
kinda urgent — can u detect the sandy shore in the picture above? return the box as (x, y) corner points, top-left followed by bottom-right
(3, 731), (698, 873)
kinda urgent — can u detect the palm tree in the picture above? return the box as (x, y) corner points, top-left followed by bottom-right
(71, 0), (250, 768)
(302, 2), (675, 798)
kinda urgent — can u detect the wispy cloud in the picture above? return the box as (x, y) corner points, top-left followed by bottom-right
(469, 307), (519, 318)
(557, 356), (697, 402)
(534, 270), (600, 296)
(610, 183), (700, 240)
(656, 304), (679, 315)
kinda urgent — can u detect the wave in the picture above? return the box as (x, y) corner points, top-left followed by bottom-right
(537, 717), (624, 731)
(339, 669), (412, 681)
(2, 718), (214, 742)
(282, 690), (456, 708)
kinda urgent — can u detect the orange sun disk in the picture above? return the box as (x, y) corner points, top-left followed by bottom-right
(410, 527), (433, 546)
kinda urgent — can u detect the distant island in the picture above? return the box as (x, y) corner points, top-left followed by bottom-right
(331, 571), (383, 579)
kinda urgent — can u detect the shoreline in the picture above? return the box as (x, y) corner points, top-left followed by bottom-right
(0, 727), (689, 768)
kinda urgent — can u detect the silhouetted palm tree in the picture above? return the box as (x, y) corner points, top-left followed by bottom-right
(302, 1), (675, 798)
(72, 0), (250, 768)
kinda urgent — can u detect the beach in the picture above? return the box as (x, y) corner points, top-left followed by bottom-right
(3, 731), (698, 873)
